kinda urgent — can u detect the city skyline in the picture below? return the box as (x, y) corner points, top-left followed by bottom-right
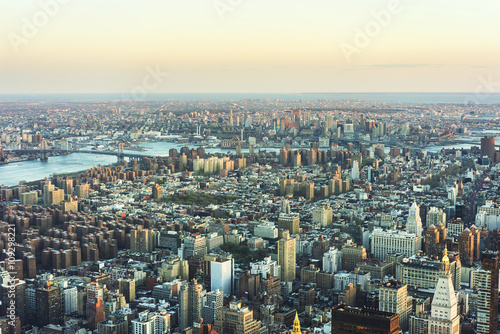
(1, 0), (500, 94)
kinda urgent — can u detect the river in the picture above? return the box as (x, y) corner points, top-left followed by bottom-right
(0, 137), (497, 187)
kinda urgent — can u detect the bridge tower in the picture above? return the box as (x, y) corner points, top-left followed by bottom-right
(117, 143), (124, 162)
(40, 140), (49, 161)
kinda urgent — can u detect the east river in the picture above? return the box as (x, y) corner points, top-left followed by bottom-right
(0, 136), (498, 187)
(0, 142), (280, 186)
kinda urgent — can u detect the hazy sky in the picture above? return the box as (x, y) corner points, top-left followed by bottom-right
(1, 0), (499, 94)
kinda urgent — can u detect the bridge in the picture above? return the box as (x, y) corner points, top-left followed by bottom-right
(3, 148), (157, 162)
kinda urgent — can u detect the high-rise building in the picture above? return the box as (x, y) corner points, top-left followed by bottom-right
(179, 279), (204, 331)
(407, 201), (423, 249)
(351, 160), (360, 180)
(131, 310), (170, 334)
(323, 247), (342, 273)
(36, 281), (61, 326)
(210, 258), (234, 296)
(130, 228), (158, 253)
(426, 207), (446, 227)
(277, 213), (300, 235)
(152, 184), (162, 200)
(183, 235), (207, 259)
(0, 279), (26, 326)
(312, 204), (333, 227)
(379, 281), (410, 331)
(277, 231), (296, 282)
(62, 285), (78, 314)
(428, 248), (460, 334)
(341, 245), (367, 272)
(481, 136), (495, 162)
(87, 282), (105, 331)
(371, 229), (419, 259)
(202, 288), (223, 324)
(477, 251), (499, 334)
(214, 300), (261, 334)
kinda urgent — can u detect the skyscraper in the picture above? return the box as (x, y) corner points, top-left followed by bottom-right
(202, 288), (223, 324)
(210, 257), (234, 296)
(87, 282), (105, 331)
(477, 251), (499, 334)
(480, 136), (495, 162)
(428, 248), (460, 334)
(277, 231), (296, 282)
(179, 279), (204, 331)
(379, 281), (410, 331)
(36, 281), (61, 326)
(407, 201), (423, 249)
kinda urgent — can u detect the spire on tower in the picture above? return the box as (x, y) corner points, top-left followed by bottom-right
(292, 311), (301, 334)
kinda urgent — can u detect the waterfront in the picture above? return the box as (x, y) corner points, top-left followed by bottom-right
(0, 142), (281, 186)
(2, 136), (499, 187)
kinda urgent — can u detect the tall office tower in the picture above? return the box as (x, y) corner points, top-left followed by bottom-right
(481, 136), (495, 161)
(331, 305), (400, 334)
(428, 249), (460, 334)
(229, 109), (233, 126)
(36, 281), (61, 326)
(323, 247), (342, 273)
(132, 310), (170, 334)
(351, 160), (360, 180)
(341, 245), (367, 272)
(312, 204), (333, 227)
(379, 281), (410, 331)
(277, 230), (296, 282)
(42, 180), (55, 205)
(183, 235), (207, 259)
(210, 257), (234, 296)
(179, 279), (204, 331)
(214, 300), (261, 334)
(278, 213), (300, 235)
(407, 201), (423, 249)
(87, 282), (105, 331)
(427, 207), (447, 227)
(202, 288), (224, 324)
(476, 251), (499, 334)
(0, 279), (26, 326)
(424, 223), (447, 259)
(281, 198), (291, 214)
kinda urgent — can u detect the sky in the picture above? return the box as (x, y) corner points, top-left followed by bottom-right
(0, 0), (499, 94)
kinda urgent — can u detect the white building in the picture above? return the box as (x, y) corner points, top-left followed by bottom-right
(62, 286), (78, 314)
(254, 222), (279, 239)
(132, 310), (170, 334)
(351, 160), (360, 181)
(206, 233), (224, 251)
(312, 205), (333, 227)
(428, 252), (460, 334)
(211, 258), (234, 296)
(476, 206), (500, 231)
(406, 201), (423, 250)
(333, 271), (370, 292)
(322, 247), (342, 273)
(371, 229), (419, 259)
(379, 282), (410, 331)
(250, 256), (280, 279)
